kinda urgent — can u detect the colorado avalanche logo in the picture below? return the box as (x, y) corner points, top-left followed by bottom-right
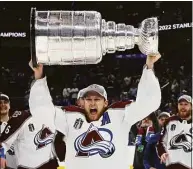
(169, 130), (193, 153)
(74, 123), (115, 158)
(34, 125), (55, 150)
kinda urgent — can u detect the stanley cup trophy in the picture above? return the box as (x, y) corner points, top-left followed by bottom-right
(30, 8), (158, 66)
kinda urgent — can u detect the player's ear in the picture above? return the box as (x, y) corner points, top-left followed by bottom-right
(104, 100), (108, 108)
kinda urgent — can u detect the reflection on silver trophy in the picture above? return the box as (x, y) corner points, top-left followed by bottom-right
(30, 8), (158, 66)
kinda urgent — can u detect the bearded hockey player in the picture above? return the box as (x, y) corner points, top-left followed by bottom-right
(54, 54), (162, 169)
(157, 94), (192, 169)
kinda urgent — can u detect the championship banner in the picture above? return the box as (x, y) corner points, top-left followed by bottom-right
(159, 22), (192, 31)
(0, 32), (26, 38)
(0, 22), (191, 38)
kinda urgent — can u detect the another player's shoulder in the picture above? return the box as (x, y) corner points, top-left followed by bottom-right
(9, 110), (32, 125)
(165, 115), (180, 126)
(108, 100), (133, 109)
(61, 105), (84, 114)
(0, 110), (32, 141)
(11, 110), (31, 118)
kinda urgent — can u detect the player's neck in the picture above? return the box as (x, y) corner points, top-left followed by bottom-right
(0, 114), (9, 122)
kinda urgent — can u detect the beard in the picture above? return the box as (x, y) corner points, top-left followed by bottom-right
(179, 109), (191, 119)
(85, 108), (106, 122)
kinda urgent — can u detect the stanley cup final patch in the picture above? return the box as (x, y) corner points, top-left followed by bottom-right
(170, 124), (176, 131)
(73, 118), (84, 129)
(28, 123), (35, 132)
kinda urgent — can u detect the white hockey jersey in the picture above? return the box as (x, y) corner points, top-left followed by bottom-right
(157, 115), (193, 169)
(0, 77), (57, 169)
(55, 68), (161, 169)
(0, 121), (7, 134)
(0, 120), (17, 169)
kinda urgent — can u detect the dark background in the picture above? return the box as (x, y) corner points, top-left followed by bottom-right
(0, 1), (192, 62)
(0, 1), (192, 111)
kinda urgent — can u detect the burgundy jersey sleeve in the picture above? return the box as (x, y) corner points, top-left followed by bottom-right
(0, 110), (31, 149)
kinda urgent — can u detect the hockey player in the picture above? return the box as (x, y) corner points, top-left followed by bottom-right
(0, 94), (17, 169)
(0, 62), (59, 169)
(157, 94), (192, 169)
(54, 53), (162, 169)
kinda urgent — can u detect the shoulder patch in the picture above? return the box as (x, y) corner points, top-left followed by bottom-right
(0, 110), (32, 142)
(108, 101), (133, 109)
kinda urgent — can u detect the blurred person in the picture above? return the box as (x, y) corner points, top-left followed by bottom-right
(0, 61), (62, 169)
(0, 94), (17, 169)
(54, 54), (162, 169)
(124, 76), (132, 86)
(128, 79), (138, 99)
(76, 88), (85, 108)
(137, 116), (155, 143)
(62, 97), (71, 106)
(171, 79), (179, 94)
(157, 94), (192, 169)
(62, 86), (70, 99)
(143, 112), (170, 169)
(157, 112), (170, 127)
(70, 82), (79, 105)
(0, 94), (10, 123)
(134, 115), (155, 169)
(120, 91), (129, 101)
(179, 77), (187, 94)
(164, 102), (174, 115)
(54, 95), (63, 106)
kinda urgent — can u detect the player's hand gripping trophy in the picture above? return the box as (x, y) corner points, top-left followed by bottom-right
(30, 8), (159, 66)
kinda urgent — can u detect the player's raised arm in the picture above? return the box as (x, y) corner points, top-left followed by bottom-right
(124, 53), (161, 125)
(28, 61), (54, 113)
